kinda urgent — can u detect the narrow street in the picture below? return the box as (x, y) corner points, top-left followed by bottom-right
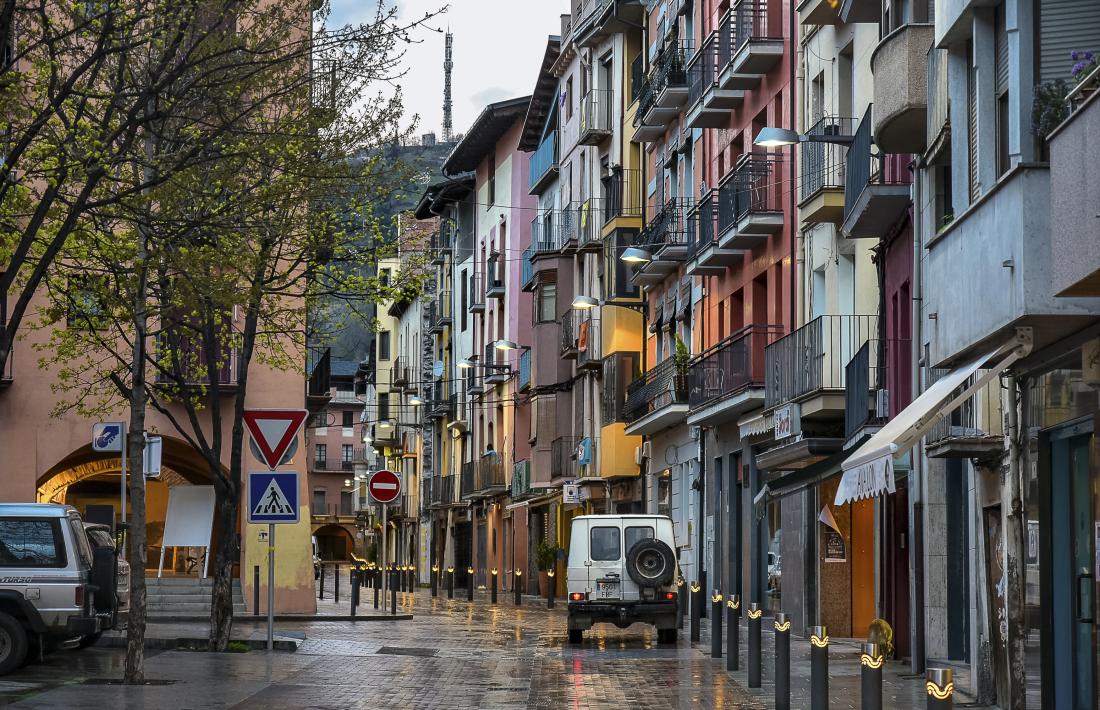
(0, 588), (943, 709)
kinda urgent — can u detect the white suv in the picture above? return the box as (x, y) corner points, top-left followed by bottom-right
(0, 504), (119, 673)
(566, 514), (679, 645)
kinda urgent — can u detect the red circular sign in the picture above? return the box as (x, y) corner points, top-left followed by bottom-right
(368, 469), (402, 504)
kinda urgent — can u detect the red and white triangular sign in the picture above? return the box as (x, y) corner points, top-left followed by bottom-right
(243, 409), (308, 470)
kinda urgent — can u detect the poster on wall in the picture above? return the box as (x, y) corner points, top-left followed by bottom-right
(824, 530), (846, 562)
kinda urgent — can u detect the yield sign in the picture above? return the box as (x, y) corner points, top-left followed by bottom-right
(243, 409), (308, 470)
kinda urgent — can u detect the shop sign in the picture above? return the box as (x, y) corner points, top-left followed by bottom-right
(774, 404), (801, 440)
(824, 530), (846, 562)
(835, 454), (897, 506)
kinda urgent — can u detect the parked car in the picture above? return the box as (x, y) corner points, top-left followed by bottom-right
(83, 523), (130, 643)
(0, 504), (118, 673)
(566, 514), (679, 645)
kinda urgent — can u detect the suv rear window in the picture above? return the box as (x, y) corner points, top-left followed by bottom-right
(590, 526), (621, 561)
(625, 526), (654, 552)
(0, 519), (66, 568)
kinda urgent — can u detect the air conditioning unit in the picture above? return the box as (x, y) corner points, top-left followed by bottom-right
(690, 425), (701, 441)
(875, 388), (890, 418)
(637, 441), (652, 464)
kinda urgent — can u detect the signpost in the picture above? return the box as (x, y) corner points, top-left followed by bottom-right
(244, 408), (307, 650)
(368, 470), (402, 615)
(93, 422), (126, 525)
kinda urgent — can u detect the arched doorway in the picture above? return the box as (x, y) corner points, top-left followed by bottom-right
(312, 523), (355, 561)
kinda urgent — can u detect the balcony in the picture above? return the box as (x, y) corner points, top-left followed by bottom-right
(306, 346), (332, 411)
(871, 24), (934, 154)
(155, 331), (240, 392)
(532, 211), (562, 255)
(1050, 88), (1100, 297)
(430, 229), (450, 266)
(476, 456), (508, 496)
(469, 272), (485, 313)
(560, 206), (580, 254)
(428, 380), (454, 419)
(573, 0), (645, 47)
(460, 461), (477, 500)
(716, 156), (784, 249)
(561, 310), (578, 359)
(623, 359), (689, 436)
(485, 254), (505, 299)
(635, 42), (691, 138)
(511, 459), (543, 500)
(429, 290), (452, 333)
(529, 132), (559, 195)
(466, 360), (485, 397)
(579, 89), (614, 146)
(551, 436), (581, 481)
(730, 0), (783, 79)
(838, 0), (879, 24)
(434, 475), (456, 507)
(799, 117), (854, 225)
(522, 245), (536, 291)
(842, 338), (914, 442)
(484, 343), (510, 386)
(518, 348), (531, 391)
(685, 37), (730, 129)
(579, 199), (604, 252)
(602, 168), (645, 223)
(576, 315), (602, 372)
(420, 478), (433, 513)
(797, 0), (841, 26)
(687, 324), (782, 426)
(687, 194), (742, 276)
(923, 369), (1004, 461)
(391, 356), (409, 387)
(841, 109), (912, 239)
(631, 199), (690, 285)
(764, 314), (878, 417)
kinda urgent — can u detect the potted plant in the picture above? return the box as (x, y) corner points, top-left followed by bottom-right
(536, 542), (559, 597)
(672, 333), (690, 401)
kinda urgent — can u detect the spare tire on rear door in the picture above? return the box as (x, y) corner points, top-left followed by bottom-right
(625, 538), (675, 588)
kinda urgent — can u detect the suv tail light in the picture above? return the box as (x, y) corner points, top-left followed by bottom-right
(75, 585), (85, 607)
(664, 591), (676, 601)
(569, 592), (586, 601)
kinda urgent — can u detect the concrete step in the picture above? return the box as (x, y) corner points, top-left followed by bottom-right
(148, 602), (247, 613)
(144, 577), (243, 588)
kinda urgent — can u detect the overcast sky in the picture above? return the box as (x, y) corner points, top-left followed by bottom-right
(329, 0), (571, 140)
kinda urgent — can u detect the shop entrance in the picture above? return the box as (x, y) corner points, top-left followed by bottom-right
(1049, 421), (1096, 710)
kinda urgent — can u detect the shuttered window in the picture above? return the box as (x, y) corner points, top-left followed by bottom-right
(995, 4), (1010, 176)
(967, 40), (981, 202)
(1039, 0), (1100, 84)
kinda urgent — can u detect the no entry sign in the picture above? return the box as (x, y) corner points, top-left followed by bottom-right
(368, 469), (402, 504)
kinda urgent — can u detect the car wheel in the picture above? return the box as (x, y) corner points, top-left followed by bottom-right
(76, 632), (103, 650)
(0, 612), (28, 675)
(625, 539), (676, 588)
(567, 629), (583, 645)
(657, 628), (677, 645)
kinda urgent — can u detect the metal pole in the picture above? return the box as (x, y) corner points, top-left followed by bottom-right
(861, 642), (884, 710)
(431, 565), (439, 597)
(350, 568), (359, 618)
(373, 578), (380, 609)
(335, 565), (340, 604)
(120, 423), (128, 526)
(747, 603), (762, 688)
(390, 571), (398, 615)
(254, 565), (260, 616)
(547, 570), (555, 609)
(926, 667), (954, 710)
(676, 577), (686, 630)
(689, 582), (701, 643)
(267, 523), (275, 651)
(491, 569), (498, 604)
(381, 504), (388, 609)
(447, 566), (455, 599)
(774, 612), (791, 710)
(726, 595), (740, 671)
(710, 592), (723, 658)
(514, 570), (522, 605)
(467, 567), (475, 602)
(810, 625), (829, 710)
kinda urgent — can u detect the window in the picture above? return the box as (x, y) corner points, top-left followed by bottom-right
(625, 526), (655, 553)
(314, 444), (327, 465)
(0, 519), (66, 567)
(342, 411), (353, 428)
(378, 393), (390, 421)
(536, 283), (556, 323)
(340, 491), (353, 517)
(379, 268), (391, 286)
(341, 444), (353, 463)
(565, 76), (573, 120)
(378, 331), (391, 361)
(312, 489), (326, 513)
(994, 4), (1010, 177)
(488, 153), (496, 207)
(590, 526), (621, 561)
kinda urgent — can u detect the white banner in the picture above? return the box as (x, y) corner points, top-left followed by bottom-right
(834, 455), (896, 506)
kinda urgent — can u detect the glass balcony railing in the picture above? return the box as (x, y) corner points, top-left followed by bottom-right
(529, 132), (558, 193)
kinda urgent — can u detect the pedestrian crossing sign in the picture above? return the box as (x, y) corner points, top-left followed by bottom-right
(247, 471), (300, 524)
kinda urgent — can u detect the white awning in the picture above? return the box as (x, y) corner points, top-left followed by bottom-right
(834, 329), (1033, 506)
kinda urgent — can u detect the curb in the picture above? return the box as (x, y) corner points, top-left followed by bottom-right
(147, 614), (414, 623)
(96, 635), (301, 652)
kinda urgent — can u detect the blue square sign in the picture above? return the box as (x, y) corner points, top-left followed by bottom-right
(247, 471), (300, 524)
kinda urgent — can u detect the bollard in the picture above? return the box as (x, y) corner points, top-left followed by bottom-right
(710, 592), (723, 658)
(726, 595), (740, 671)
(861, 642), (884, 710)
(926, 667), (954, 710)
(747, 603), (762, 688)
(676, 577), (686, 630)
(318, 563), (325, 600)
(774, 612), (791, 710)
(467, 567), (475, 602)
(491, 568), (498, 604)
(514, 569), (523, 606)
(689, 582), (702, 643)
(447, 566), (455, 599)
(350, 569), (359, 618)
(399, 565), (407, 593)
(373, 579), (380, 609)
(407, 565), (414, 593)
(809, 625), (829, 710)
(700, 571), (707, 619)
(431, 565), (439, 597)
(547, 570), (555, 609)
(390, 578), (398, 616)
(334, 565), (341, 604)
(254, 565), (261, 616)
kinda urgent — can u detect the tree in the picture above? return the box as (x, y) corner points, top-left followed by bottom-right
(34, 0), (441, 677)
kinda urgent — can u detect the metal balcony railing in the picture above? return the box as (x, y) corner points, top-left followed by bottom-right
(624, 358), (687, 423)
(460, 461), (477, 499)
(637, 42), (691, 119)
(469, 272), (485, 311)
(518, 349), (531, 390)
(391, 356), (409, 386)
(764, 314), (879, 409)
(155, 331), (239, 389)
(486, 254), (504, 297)
(689, 324), (782, 409)
(925, 368), (1004, 446)
(551, 436), (581, 480)
(843, 108), (913, 222)
(529, 132), (558, 192)
(306, 346), (331, 399)
(687, 35), (718, 107)
(579, 199), (604, 248)
(732, 155), (783, 221)
(561, 310), (577, 355)
(432, 291), (452, 330)
(577, 316), (601, 369)
(734, 0), (779, 50)
(561, 205), (581, 247)
(477, 456), (507, 492)
(602, 168), (644, 221)
(420, 478), (433, 512)
(438, 475), (455, 506)
(800, 117), (855, 202)
(522, 245), (535, 289)
(532, 212), (561, 253)
(687, 194), (718, 260)
(430, 229), (451, 264)
(717, 12), (734, 70)
(637, 198), (690, 254)
(717, 175), (737, 235)
(580, 88), (614, 140)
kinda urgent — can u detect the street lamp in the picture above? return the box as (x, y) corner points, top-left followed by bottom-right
(753, 125), (855, 147)
(457, 358), (475, 369)
(494, 339), (520, 351)
(571, 295), (600, 309)
(408, 394), (425, 406)
(620, 247), (652, 263)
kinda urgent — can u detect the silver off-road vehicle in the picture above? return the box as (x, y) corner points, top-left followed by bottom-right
(0, 504), (119, 673)
(566, 514), (679, 645)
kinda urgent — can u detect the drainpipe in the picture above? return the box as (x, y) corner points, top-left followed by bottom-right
(787, 0), (797, 328)
(1003, 373), (1025, 710)
(910, 158), (925, 675)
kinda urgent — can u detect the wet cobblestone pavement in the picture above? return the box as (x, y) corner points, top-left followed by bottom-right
(0, 588), (976, 708)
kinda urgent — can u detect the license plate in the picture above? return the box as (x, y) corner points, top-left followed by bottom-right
(595, 581), (619, 599)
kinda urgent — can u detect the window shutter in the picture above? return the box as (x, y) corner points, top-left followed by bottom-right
(995, 6), (1009, 95)
(1040, 0), (1100, 84)
(968, 48), (981, 202)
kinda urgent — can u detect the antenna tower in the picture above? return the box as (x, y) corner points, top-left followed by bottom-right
(443, 32), (454, 143)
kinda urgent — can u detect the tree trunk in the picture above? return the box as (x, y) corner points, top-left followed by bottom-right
(208, 482), (239, 651)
